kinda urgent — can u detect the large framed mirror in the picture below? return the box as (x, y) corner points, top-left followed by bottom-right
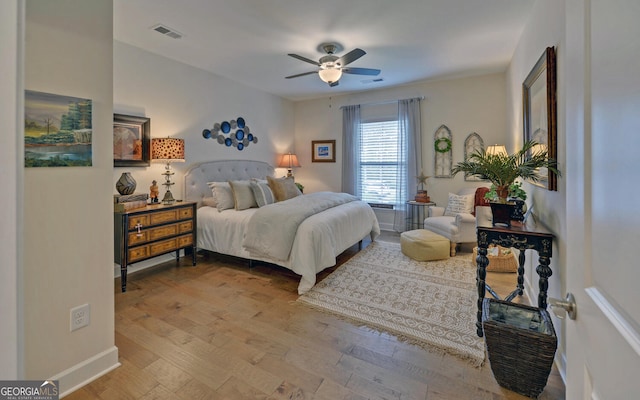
(523, 46), (557, 191)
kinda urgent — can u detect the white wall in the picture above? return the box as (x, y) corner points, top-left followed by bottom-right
(0, 0), (23, 379)
(293, 73), (506, 229)
(113, 41), (295, 274)
(24, 0), (118, 394)
(505, 0), (567, 375)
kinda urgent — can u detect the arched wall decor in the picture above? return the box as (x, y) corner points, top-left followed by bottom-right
(202, 117), (258, 151)
(464, 132), (485, 181)
(433, 125), (452, 178)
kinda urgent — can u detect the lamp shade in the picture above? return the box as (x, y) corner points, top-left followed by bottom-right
(278, 153), (301, 169)
(151, 138), (185, 162)
(318, 68), (342, 84)
(486, 144), (508, 157)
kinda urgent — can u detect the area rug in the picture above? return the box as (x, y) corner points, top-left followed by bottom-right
(298, 240), (485, 366)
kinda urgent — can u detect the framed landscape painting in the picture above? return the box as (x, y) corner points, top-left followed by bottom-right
(312, 140), (336, 162)
(24, 90), (93, 167)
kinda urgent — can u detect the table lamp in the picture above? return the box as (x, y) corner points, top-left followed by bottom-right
(278, 152), (301, 177)
(151, 137), (185, 204)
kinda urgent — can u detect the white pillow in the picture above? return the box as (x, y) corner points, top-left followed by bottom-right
(228, 180), (258, 210)
(444, 192), (474, 216)
(205, 182), (220, 207)
(210, 182), (234, 212)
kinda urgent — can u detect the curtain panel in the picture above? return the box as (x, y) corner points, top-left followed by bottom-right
(341, 105), (361, 196)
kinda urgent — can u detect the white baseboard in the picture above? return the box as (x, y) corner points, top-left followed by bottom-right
(51, 346), (120, 398)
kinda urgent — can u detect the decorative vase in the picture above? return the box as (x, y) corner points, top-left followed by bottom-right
(116, 172), (137, 195)
(414, 190), (430, 203)
(489, 201), (517, 227)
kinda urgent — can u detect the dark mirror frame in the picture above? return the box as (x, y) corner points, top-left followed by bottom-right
(523, 46), (557, 191)
(113, 114), (150, 167)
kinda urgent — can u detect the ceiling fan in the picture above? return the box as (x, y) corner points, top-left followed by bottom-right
(286, 42), (381, 87)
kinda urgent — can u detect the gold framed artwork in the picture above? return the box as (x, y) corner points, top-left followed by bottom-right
(113, 114), (150, 167)
(523, 46), (557, 191)
(312, 140), (336, 162)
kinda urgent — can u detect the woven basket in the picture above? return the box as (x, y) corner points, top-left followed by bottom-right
(482, 299), (557, 398)
(473, 245), (517, 273)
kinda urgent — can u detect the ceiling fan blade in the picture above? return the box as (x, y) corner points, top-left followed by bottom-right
(287, 53), (320, 66)
(285, 71), (318, 79)
(337, 48), (366, 66)
(329, 80), (340, 87)
(342, 67), (381, 76)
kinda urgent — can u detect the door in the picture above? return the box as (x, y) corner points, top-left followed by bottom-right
(564, 0), (640, 398)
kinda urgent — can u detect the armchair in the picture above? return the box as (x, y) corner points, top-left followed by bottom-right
(423, 187), (490, 256)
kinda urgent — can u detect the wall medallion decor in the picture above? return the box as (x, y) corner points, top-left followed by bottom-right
(464, 132), (485, 181)
(523, 46), (557, 191)
(202, 117), (257, 151)
(433, 125), (452, 177)
(25, 90), (93, 167)
(113, 114), (151, 167)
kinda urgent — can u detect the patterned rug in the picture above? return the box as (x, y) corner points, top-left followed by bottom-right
(298, 240), (485, 366)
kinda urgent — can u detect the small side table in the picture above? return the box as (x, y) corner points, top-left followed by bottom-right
(405, 201), (435, 230)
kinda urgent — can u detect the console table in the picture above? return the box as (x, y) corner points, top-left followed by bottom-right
(475, 220), (554, 337)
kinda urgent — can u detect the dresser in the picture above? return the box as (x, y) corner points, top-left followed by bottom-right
(114, 202), (197, 292)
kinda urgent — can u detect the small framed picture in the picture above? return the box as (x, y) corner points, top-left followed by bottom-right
(312, 140), (336, 163)
(113, 114), (150, 167)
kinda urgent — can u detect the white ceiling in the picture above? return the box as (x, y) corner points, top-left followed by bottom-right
(113, 0), (535, 101)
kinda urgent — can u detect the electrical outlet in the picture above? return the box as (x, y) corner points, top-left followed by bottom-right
(70, 304), (90, 331)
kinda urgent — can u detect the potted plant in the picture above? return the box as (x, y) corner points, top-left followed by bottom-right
(451, 141), (560, 226)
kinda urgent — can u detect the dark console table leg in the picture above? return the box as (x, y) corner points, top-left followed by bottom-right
(536, 255), (553, 309)
(476, 245), (489, 337)
(120, 264), (127, 292)
(517, 249), (526, 296)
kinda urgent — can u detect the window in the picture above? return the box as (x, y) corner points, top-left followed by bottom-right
(359, 120), (406, 206)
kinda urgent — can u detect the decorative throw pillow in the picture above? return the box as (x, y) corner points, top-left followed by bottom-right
(250, 180), (275, 207)
(228, 180), (258, 210)
(267, 176), (302, 202)
(444, 192), (475, 217)
(205, 182), (220, 206)
(211, 182), (235, 212)
(201, 197), (218, 208)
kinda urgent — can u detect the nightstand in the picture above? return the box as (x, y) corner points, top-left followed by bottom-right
(114, 201), (197, 292)
(405, 200), (436, 230)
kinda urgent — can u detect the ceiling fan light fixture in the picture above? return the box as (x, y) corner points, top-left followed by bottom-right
(318, 67), (342, 84)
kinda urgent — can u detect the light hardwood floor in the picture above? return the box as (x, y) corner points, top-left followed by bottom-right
(67, 232), (565, 399)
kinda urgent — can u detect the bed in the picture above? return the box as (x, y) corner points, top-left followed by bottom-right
(184, 159), (380, 294)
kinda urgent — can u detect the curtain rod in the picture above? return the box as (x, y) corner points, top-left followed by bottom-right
(339, 96), (424, 109)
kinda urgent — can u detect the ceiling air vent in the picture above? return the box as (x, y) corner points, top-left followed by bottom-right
(151, 24), (183, 40)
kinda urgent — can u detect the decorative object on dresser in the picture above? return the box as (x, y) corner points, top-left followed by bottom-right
(451, 141), (560, 227)
(151, 137), (185, 205)
(115, 171), (137, 195)
(114, 202), (197, 292)
(202, 117), (257, 151)
(277, 152), (301, 177)
(113, 114), (150, 167)
(113, 192), (150, 212)
(311, 140), (336, 162)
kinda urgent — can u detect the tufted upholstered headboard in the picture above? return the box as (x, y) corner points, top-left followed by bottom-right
(184, 160), (275, 207)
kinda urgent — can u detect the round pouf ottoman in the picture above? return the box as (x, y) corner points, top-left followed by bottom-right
(400, 229), (450, 261)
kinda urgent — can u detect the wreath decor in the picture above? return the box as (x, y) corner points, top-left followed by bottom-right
(434, 137), (452, 153)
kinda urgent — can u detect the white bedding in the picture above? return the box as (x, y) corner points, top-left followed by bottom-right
(185, 160), (380, 294)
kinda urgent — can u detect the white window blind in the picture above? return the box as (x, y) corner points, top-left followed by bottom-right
(359, 120), (405, 205)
